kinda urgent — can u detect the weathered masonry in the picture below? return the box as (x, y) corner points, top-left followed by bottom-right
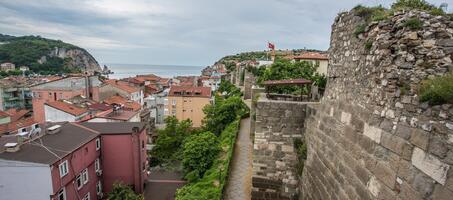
(252, 97), (314, 199)
(300, 10), (453, 200)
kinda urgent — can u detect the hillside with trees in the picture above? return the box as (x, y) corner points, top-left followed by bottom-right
(0, 34), (101, 74)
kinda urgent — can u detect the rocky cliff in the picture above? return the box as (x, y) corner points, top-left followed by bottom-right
(300, 9), (453, 200)
(47, 47), (101, 72)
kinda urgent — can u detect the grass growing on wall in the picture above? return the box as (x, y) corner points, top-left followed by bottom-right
(419, 73), (453, 105)
(175, 120), (240, 200)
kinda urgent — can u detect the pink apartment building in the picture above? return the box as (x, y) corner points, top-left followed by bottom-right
(31, 76), (102, 123)
(80, 122), (148, 194)
(0, 121), (148, 199)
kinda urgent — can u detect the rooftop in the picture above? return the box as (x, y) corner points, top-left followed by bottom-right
(0, 122), (99, 164)
(103, 95), (141, 111)
(169, 86), (211, 98)
(0, 117), (36, 135)
(45, 101), (88, 116)
(291, 52), (328, 60)
(94, 109), (139, 121)
(104, 79), (140, 94)
(31, 76), (102, 91)
(80, 122), (146, 135)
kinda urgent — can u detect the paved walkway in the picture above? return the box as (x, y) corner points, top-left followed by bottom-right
(223, 116), (253, 200)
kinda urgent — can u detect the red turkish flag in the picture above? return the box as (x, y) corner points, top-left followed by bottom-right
(268, 42), (275, 50)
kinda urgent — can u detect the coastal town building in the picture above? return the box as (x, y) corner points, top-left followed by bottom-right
(144, 88), (169, 125)
(44, 101), (89, 122)
(0, 62), (15, 71)
(0, 108), (36, 136)
(199, 76), (221, 92)
(31, 76), (102, 123)
(286, 52), (328, 75)
(0, 77), (52, 111)
(100, 79), (144, 105)
(165, 86), (211, 127)
(0, 122), (148, 199)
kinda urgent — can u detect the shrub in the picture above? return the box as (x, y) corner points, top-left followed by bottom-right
(108, 183), (144, 200)
(354, 24), (367, 38)
(176, 120), (240, 200)
(419, 73), (453, 105)
(404, 18), (423, 30)
(151, 117), (193, 166)
(391, 0), (443, 14)
(353, 5), (388, 22)
(365, 40), (373, 50)
(294, 139), (307, 175)
(182, 132), (220, 176)
(202, 95), (249, 135)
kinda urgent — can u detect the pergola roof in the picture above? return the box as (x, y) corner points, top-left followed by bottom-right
(262, 79), (312, 86)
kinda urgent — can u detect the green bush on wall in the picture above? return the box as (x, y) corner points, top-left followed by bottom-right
(419, 73), (453, 105)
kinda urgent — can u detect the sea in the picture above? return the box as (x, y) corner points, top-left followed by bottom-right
(103, 63), (205, 79)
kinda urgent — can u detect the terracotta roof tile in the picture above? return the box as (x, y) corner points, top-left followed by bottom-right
(105, 79), (140, 93)
(292, 52), (328, 60)
(103, 95), (141, 112)
(46, 101), (88, 116)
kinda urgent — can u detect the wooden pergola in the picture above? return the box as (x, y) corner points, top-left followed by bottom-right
(262, 78), (313, 101)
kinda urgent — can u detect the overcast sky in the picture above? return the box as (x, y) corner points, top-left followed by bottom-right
(0, 0), (451, 66)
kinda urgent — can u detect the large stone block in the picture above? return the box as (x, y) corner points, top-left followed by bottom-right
(380, 132), (413, 160)
(410, 129), (430, 150)
(373, 161), (396, 188)
(411, 147), (450, 185)
(364, 123), (382, 144)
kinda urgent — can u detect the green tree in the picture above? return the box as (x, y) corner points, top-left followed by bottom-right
(257, 58), (326, 94)
(151, 117), (193, 165)
(107, 183), (144, 200)
(218, 80), (242, 98)
(202, 95), (248, 135)
(182, 132), (220, 177)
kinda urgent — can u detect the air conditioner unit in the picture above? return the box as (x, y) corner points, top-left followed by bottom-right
(96, 170), (103, 176)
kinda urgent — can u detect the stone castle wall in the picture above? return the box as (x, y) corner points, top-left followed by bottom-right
(252, 97), (315, 199)
(300, 10), (453, 199)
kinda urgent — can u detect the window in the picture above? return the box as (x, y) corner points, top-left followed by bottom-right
(82, 169), (89, 184)
(95, 159), (100, 172)
(57, 188), (66, 200)
(96, 181), (102, 195)
(172, 109), (176, 116)
(96, 138), (100, 150)
(164, 108), (169, 115)
(172, 99), (176, 105)
(142, 141), (145, 149)
(33, 124), (39, 129)
(76, 175), (83, 190)
(82, 192), (90, 200)
(59, 160), (68, 177)
(163, 98), (168, 105)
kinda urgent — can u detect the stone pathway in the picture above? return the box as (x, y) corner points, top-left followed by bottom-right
(223, 116), (252, 200)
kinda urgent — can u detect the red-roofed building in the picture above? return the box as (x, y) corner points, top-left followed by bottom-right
(103, 95), (141, 112)
(31, 76), (103, 123)
(44, 101), (89, 122)
(100, 80), (144, 105)
(165, 86), (211, 127)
